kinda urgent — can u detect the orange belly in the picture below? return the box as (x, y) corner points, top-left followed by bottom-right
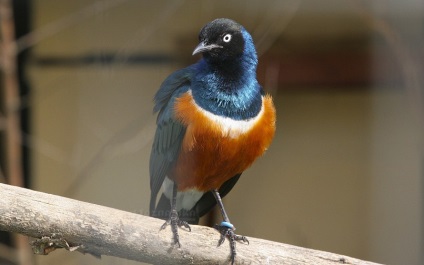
(171, 91), (276, 191)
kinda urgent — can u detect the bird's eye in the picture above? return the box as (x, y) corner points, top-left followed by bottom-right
(222, 34), (232, 43)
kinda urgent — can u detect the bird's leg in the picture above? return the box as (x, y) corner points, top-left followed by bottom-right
(160, 182), (191, 247)
(212, 189), (249, 264)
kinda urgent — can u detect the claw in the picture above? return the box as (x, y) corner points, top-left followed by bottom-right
(214, 222), (248, 264)
(160, 209), (191, 247)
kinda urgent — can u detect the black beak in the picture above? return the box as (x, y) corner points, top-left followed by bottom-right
(192, 42), (223, 55)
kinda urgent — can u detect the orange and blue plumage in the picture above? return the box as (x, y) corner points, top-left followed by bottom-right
(149, 18), (276, 264)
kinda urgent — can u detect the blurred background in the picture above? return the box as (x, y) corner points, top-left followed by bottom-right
(0, 0), (423, 264)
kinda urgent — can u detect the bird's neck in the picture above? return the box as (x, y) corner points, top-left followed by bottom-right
(192, 56), (261, 120)
(200, 49), (257, 86)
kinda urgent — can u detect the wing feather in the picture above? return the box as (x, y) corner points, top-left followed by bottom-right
(149, 66), (194, 215)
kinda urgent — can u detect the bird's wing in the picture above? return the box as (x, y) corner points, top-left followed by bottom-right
(195, 173), (242, 218)
(149, 66), (193, 215)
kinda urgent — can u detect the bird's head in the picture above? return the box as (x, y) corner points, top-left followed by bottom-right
(193, 18), (256, 64)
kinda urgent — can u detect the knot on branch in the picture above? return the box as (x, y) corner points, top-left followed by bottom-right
(30, 233), (80, 255)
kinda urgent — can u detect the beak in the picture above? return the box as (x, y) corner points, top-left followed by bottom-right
(192, 42), (223, 55)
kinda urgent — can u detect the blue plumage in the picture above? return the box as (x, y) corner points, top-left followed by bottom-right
(191, 27), (262, 120)
(149, 18), (273, 264)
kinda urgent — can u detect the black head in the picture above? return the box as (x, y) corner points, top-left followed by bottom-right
(192, 18), (245, 61)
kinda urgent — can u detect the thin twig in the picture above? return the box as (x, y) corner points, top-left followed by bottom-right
(63, 118), (156, 196)
(255, 0), (302, 56)
(0, 1), (34, 264)
(62, 0), (185, 196)
(352, 0), (424, 145)
(15, 0), (131, 54)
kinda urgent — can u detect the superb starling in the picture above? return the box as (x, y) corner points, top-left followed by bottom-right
(149, 18), (276, 264)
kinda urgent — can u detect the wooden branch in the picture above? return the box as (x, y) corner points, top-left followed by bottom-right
(0, 1), (35, 264)
(0, 183), (383, 265)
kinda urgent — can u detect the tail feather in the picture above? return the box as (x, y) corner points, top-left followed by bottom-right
(149, 174), (242, 225)
(151, 194), (200, 224)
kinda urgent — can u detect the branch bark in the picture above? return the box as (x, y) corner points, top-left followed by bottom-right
(0, 183), (383, 265)
(0, 1), (35, 264)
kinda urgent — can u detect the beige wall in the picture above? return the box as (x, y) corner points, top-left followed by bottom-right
(29, 1), (423, 265)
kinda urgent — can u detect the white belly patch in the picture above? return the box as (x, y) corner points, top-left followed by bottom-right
(163, 177), (204, 211)
(190, 91), (265, 139)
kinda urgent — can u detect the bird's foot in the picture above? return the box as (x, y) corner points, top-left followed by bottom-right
(214, 221), (249, 264)
(160, 209), (191, 247)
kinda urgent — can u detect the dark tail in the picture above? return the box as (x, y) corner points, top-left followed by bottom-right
(150, 193), (200, 225)
(149, 174), (242, 225)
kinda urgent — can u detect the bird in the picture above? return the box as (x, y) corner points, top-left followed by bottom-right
(149, 18), (276, 264)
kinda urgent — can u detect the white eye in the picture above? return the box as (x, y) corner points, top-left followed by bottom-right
(223, 34), (232, 43)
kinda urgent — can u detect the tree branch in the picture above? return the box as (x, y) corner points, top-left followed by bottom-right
(0, 183), (383, 265)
